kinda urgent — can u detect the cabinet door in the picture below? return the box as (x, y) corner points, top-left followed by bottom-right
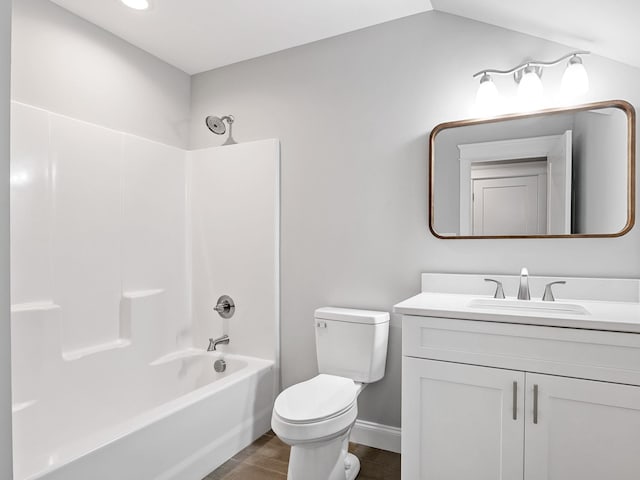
(402, 358), (525, 480)
(524, 373), (640, 480)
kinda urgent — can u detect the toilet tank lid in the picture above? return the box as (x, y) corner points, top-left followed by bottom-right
(314, 307), (390, 324)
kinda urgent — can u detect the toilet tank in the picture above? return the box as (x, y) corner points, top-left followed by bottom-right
(314, 307), (390, 383)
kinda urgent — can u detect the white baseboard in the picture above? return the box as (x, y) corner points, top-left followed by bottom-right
(350, 419), (401, 454)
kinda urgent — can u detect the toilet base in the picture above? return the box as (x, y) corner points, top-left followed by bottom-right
(285, 428), (360, 480)
(345, 452), (360, 480)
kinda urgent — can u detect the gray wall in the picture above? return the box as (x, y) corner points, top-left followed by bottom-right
(190, 11), (640, 428)
(11, 0), (191, 148)
(1, 0), (12, 477)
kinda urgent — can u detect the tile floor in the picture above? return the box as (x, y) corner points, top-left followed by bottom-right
(203, 430), (401, 480)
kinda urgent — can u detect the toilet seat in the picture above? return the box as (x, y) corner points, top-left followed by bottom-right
(275, 374), (359, 424)
(272, 374), (360, 443)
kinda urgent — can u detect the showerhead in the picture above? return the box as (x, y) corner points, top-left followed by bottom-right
(205, 116), (226, 135)
(205, 114), (236, 145)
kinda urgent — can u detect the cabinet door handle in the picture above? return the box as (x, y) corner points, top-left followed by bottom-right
(512, 381), (518, 420)
(533, 384), (539, 424)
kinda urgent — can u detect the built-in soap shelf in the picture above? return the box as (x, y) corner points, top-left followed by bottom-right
(11, 288), (195, 416)
(11, 302), (60, 313)
(11, 288), (175, 365)
(121, 289), (164, 300)
(62, 339), (132, 361)
(12, 399), (37, 414)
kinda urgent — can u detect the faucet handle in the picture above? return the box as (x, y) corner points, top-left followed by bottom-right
(213, 295), (235, 319)
(484, 278), (505, 299)
(542, 281), (566, 302)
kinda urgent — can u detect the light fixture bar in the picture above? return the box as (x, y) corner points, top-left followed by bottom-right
(472, 51), (590, 78)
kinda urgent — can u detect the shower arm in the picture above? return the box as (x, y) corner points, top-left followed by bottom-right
(222, 116), (236, 146)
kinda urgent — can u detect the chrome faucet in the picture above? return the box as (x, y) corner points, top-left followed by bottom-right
(517, 267), (530, 300)
(208, 334), (230, 351)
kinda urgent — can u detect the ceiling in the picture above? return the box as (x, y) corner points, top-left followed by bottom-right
(431, 0), (640, 70)
(49, 0), (640, 75)
(48, 0), (434, 75)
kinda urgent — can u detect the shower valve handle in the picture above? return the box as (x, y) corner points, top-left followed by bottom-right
(213, 302), (229, 313)
(213, 295), (235, 319)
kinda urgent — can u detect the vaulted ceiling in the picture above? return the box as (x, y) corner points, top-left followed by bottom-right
(48, 0), (433, 74)
(48, 0), (640, 75)
(431, 0), (640, 71)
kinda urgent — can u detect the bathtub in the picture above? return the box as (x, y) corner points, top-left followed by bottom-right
(12, 351), (275, 480)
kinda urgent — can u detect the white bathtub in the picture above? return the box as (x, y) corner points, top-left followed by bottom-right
(12, 351), (275, 480)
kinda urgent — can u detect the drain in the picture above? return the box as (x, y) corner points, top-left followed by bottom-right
(214, 359), (227, 373)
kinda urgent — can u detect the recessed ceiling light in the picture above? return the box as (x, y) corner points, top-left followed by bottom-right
(121, 0), (149, 10)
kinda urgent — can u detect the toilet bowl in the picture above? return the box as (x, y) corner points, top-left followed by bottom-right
(271, 307), (390, 480)
(272, 374), (363, 480)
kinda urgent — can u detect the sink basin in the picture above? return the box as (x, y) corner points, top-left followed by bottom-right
(467, 298), (590, 315)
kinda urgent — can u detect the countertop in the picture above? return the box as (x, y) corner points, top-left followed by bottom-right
(394, 292), (640, 334)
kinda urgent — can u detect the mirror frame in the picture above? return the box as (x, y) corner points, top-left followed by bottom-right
(428, 99), (636, 239)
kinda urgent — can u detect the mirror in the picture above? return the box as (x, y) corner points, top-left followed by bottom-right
(429, 100), (635, 238)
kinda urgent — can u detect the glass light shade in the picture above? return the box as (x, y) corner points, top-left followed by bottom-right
(517, 69), (544, 110)
(474, 75), (501, 116)
(121, 0), (149, 10)
(561, 59), (589, 98)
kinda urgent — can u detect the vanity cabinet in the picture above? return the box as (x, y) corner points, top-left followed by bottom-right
(401, 315), (640, 480)
(403, 358), (524, 479)
(524, 372), (640, 480)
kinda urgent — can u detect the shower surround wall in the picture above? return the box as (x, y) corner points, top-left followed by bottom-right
(10, 101), (189, 477)
(10, 103), (280, 478)
(10, 98), (190, 364)
(189, 140), (280, 363)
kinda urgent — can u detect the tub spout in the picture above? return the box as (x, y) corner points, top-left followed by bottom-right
(208, 335), (230, 351)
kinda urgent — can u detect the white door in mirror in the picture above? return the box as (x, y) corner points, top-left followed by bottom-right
(473, 175), (543, 235)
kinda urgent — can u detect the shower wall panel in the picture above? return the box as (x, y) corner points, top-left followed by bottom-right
(188, 139), (280, 364)
(50, 114), (122, 351)
(10, 101), (189, 356)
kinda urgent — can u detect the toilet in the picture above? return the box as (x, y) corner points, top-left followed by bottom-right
(271, 307), (390, 480)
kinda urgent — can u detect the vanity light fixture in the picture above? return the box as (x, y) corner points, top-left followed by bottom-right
(473, 51), (590, 113)
(474, 73), (501, 116)
(561, 54), (589, 98)
(121, 0), (150, 10)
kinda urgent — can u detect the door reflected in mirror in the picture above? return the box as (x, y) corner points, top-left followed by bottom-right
(429, 100), (635, 238)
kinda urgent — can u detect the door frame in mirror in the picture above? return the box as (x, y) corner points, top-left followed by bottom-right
(428, 99), (636, 239)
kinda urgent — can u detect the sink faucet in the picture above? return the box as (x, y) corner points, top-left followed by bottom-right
(517, 267), (530, 300)
(208, 334), (230, 351)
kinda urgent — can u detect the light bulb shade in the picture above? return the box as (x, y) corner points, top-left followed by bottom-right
(517, 69), (544, 110)
(475, 74), (500, 116)
(561, 58), (589, 98)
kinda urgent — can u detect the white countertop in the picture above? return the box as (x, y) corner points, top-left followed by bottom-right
(394, 292), (640, 334)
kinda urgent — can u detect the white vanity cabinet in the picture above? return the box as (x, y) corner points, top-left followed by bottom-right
(402, 358), (525, 479)
(524, 373), (640, 480)
(400, 314), (640, 480)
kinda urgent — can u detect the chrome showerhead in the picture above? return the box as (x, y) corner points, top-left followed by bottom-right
(205, 115), (226, 135)
(205, 114), (236, 145)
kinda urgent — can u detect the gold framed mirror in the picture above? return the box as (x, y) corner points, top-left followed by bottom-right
(429, 100), (636, 239)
